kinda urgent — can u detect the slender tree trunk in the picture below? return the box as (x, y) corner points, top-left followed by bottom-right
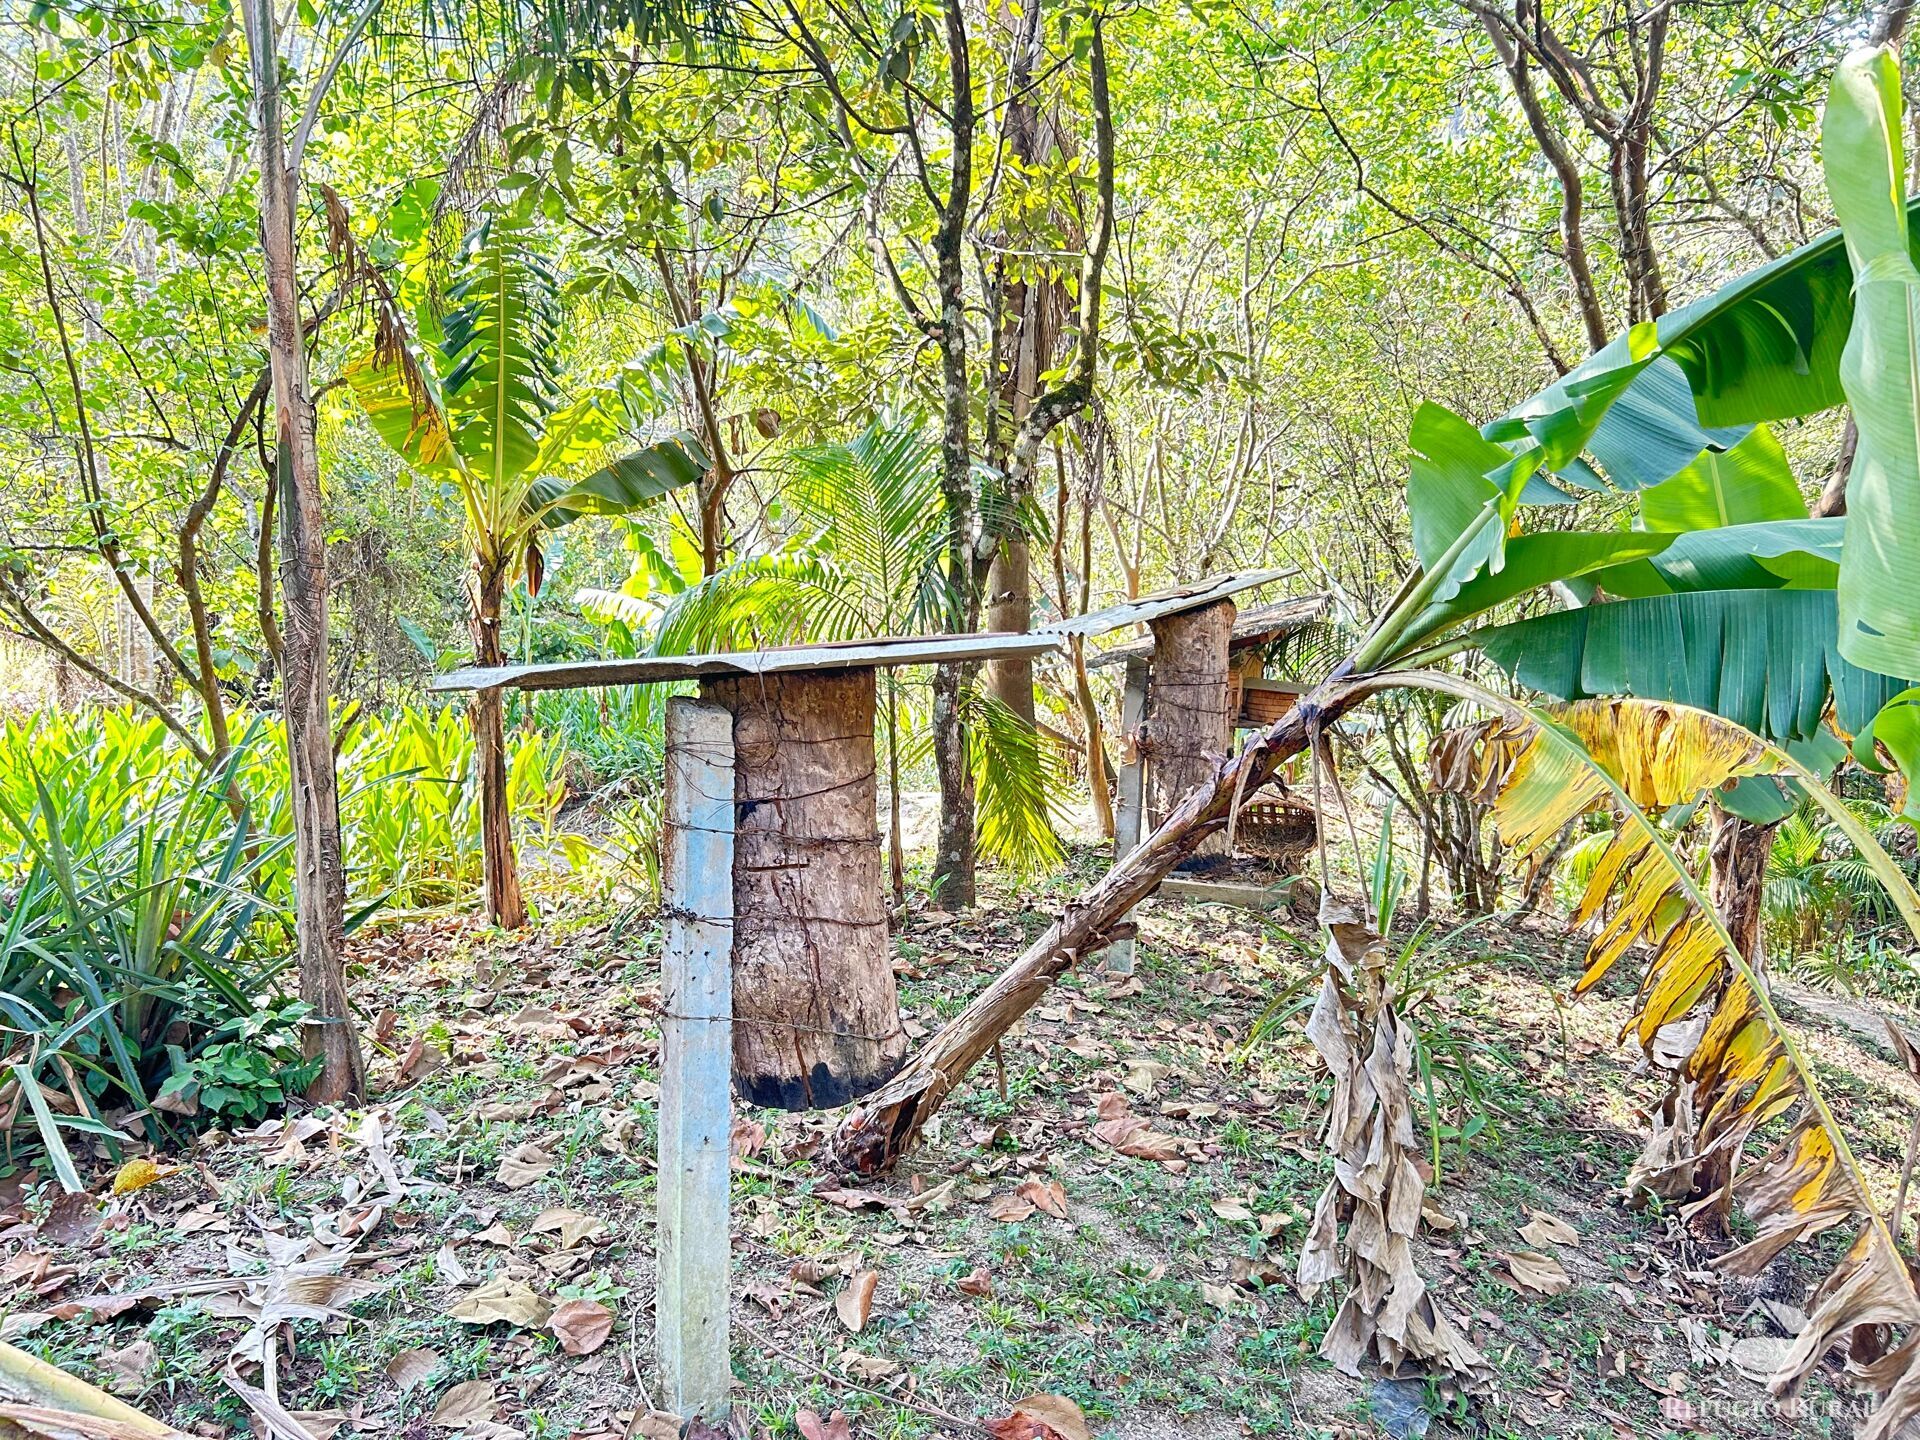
(243, 0), (363, 1102)
(470, 564), (526, 929)
(980, 0), (1058, 725)
(928, 0), (978, 910)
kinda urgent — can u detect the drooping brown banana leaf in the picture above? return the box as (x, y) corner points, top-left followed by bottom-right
(1432, 694), (1920, 1436)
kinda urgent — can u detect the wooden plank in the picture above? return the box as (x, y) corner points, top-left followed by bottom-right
(1159, 874), (1305, 910)
(1042, 568), (1295, 640)
(1101, 656), (1150, 976)
(431, 631), (1064, 694)
(656, 698), (735, 1421)
(1085, 593), (1328, 669)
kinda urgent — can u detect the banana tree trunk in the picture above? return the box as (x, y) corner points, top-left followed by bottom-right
(470, 564), (526, 930)
(1709, 804), (1777, 976)
(833, 678), (1347, 1174)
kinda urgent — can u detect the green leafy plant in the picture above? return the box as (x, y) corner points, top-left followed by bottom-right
(157, 999), (323, 1123)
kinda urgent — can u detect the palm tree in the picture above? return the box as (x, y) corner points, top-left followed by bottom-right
(349, 212), (705, 927)
(649, 421), (1062, 897)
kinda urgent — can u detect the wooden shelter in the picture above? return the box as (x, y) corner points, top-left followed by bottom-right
(1078, 586), (1328, 966)
(432, 575), (1326, 1420)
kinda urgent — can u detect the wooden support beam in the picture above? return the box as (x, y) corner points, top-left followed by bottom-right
(703, 669), (906, 1110)
(1102, 656), (1150, 975)
(656, 698), (735, 1421)
(1146, 599), (1236, 858)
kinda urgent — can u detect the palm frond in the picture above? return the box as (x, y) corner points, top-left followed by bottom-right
(966, 690), (1067, 878)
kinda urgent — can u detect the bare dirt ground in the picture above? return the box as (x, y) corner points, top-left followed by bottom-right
(5, 845), (1919, 1440)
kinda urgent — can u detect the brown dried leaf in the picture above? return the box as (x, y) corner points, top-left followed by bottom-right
(794, 1411), (853, 1440)
(526, 1208), (608, 1250)
(446, 1277), (551, 1329)
(430, 1379), (499, 1429)
(548, 1298), (614, 1356)
(730, 1118), (768, 1160)
(99, 1339), (154, 1395)
(1016, 1178), (1068, 1219)
(1518, 1209), (1579, 1248)
(956, 1266), (993, 1297)
(983, 1393), (1093, 1440)
(495, 1143), (553, 1190)
(835, 1268), (878, 1333)
(1502, 1249), (1572, 1296)
(386, 1346), (440, 1390)
(985, 1191), (1035, 1223)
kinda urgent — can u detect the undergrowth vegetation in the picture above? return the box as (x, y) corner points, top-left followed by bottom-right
(0, 702), (576, 1170)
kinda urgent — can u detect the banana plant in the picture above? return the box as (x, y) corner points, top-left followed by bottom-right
(348, 213), (707, 928)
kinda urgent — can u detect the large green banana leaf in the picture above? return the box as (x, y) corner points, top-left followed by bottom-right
(1636, 424), (1804, 530)
(1475, 587), (1908, 743)
(1825, 46), (1920, 678)
(531, 431), (710, 527)
(1592, 518), (1842, 596)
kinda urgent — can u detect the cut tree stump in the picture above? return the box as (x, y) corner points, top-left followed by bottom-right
(1146, 599), (1236, 857)
(703, 668), (906, 1110)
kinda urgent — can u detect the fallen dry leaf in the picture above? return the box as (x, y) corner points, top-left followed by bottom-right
(1518, 1209), (1580, 1248)
(527, 1208), (608, 1250)
(1089, 1095), (1183, 1163)
(447, 1277), (552, 1329)
(430, 1379), (499, 1429)
(99, 1338), (154, 1395)
(1420, 1203), (1459, 1233)
(495, 1143), (553, 1190)
(730, 1118), (768, 1160)
(1730, 1334), (1795, 1382)
(109, 1159), (173, 1196)
(836, 1268), (878, 1333)
(386, 1346), (440, 1390)
(1016, 1178), (1068, 1219)
(956, 1266), (994, 1298)
(548, 1298), (615, 1356)
(1502, 1249), (1572, 1296)
(983, 1393), (1093, 1440)
(794, 1411), (853, 1440)
(986, 1191), (1035, 1223)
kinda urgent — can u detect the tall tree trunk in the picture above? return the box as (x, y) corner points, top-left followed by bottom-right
(980, 0), (1059, 725)
(243, 0), (364, 1102)
(886, 673), (906, 906)
(470, 564), (526, 929)
(928, 0), (978, 911)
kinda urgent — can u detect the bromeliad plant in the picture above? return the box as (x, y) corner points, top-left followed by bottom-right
(343, 203), (707, 929)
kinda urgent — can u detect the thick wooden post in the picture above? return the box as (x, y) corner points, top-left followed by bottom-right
(1102, 656), (1150, 975)
(1146, 600), (1235, 857)
(657, 698), (734, 1421)
(703, 669), (906, 1110)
